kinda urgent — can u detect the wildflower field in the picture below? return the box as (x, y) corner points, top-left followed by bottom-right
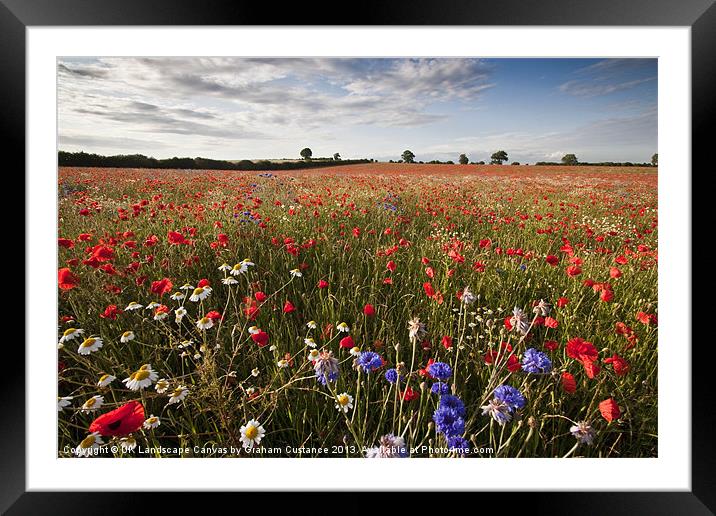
(57, 163), (658, 458)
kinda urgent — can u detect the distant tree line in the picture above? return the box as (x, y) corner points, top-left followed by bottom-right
(58, 151), (372, 171)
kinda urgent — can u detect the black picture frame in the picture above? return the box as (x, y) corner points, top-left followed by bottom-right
(5, 0), (711, 513)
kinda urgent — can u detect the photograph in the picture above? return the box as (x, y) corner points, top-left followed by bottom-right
(56, 56), (659, 459)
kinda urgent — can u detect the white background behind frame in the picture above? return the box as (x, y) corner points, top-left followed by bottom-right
(27, 27), (690, 491)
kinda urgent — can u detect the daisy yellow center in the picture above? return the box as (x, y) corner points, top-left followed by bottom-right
(147, 417), (157, 425)
(172, 388), (184, 397)
(63, 328), (77, 336)
(193, 287), (204, 296)
(85, 398), (96, 407)
(80, 435), (96, 448)
(99, 375), (109, 382)
(199, 317), (210, 324)
(122, 331), (133, 338)
(81, 338), (96, 347)
(134, 369), (150, 381)
(337, 394), (350, 406)
(244, 425), (258, 440)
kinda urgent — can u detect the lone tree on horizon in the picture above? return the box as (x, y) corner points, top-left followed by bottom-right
(333, 153), (341, 161)
(561, 153), (579, 166)
(402, 150), (415, 163)
(458, 153), (469, 165)
(651, 153), (658, 166)
(490, 150), (508, 165)
(300, 148), (313, 161)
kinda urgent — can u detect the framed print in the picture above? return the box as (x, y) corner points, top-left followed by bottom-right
(5, 0), (713, 513)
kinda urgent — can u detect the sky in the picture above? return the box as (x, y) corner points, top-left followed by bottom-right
(57, 57), (657, 164)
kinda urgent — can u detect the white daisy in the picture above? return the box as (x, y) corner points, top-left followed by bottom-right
(154, 378), (170, 394)
(180, 283), (194, 291)
(119, 436), (137, 452)
(277, 359), (289, 368)
(222, 276), (239, 285)
(239, 419), (266, 450)
(170, 291), (185, 301)
(122, 364), (158, 391)
(304, 337), (317, 348)
(218, 263), (232, 272)
(75, 432), (104, 457)
(124, 301), (143, 311)
(143, 415), (161, 430)
(153, 306), (170, 321)
(350, 346), (361, 357)
(248, 326), (261, 335)
(335, 393), (354, 413)
(308, 349), (320, 361)
(307, 320), (317, 329)
(120, 330), (135, 343)
(336, 322), (350, 333)
(167, 386), (189, 405)
(196, 316), (214, 330)
(289, 268), (303, 278)
(174, 306), (187, 323)
(97, 374), (116, 388)
(145, 301), (161, 310)
(57, 396), (73, 412)
(59, 327), (84, 344)
(190, 286), (212, 302)
(78, 337), (103, 355)
(178, 339), (193, 349)
(81, 395), (104, 413)
(251, 368), (260, 377)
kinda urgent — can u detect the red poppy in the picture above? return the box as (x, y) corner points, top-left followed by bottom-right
(604, 354), (630, 376)
(561, 372), (577, 393)
(283, 300), (296, 313)
(363, 304), (376, 317)
(545, 255), (559, 266)
(251, 330), (269, 347)
(317, 279), (329, 289)
(89, 400), (145, 436)
(441, 335), (453, 350)
(58, 238), (75, 249)
(167, 230), (187, 245)
(255, 291), (267, 302)
(544, 340), (559, 351)
(582, 359), (601, 379)
(609, 267), (622, 278)
(544, 317), (559, 329)
(339, 335), (355, 349)
(58, 268), (80, 290)
(401, 386), (419, 401)
(423, 282), (435, 298)
(566, 337), (598, 363)
(386, 260), (397, 272)
(425, 266), (435, 278)
(197, 278), (210, 288)
(599, 398), (621, 422)
(566, 265), (582, 277)
(557, 297), (569, 308)
(99, 304), (122, 320)
(150, 277), (173, 297)
(206, 310), (222, 321)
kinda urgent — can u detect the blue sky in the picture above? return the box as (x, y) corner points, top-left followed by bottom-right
(58, 57), (657, 163)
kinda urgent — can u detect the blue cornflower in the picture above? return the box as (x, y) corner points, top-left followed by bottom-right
(493, 385), (526, 411)
(316, 371), (338, 386)
(427, 361), (452, 381)
(384, 368), (401, 384)
(432, 406), (465, 437)
(447, 436), (471, 455)
(521, 348), (552, 374)
(431, 382), (450, 395)
(439, 394), (466, 418)
(357, 351), (382, 373)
